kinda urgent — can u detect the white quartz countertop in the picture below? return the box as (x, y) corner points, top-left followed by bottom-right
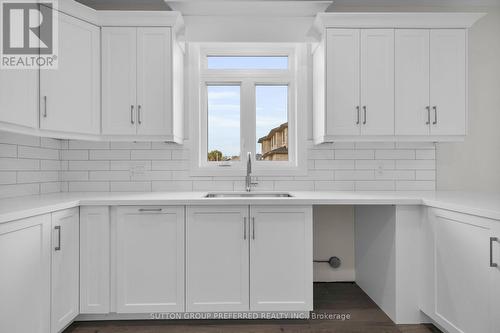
(0, 191), (499, 224)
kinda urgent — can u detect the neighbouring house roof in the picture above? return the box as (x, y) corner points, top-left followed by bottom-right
(258, 122), (288, 143)
(262, 146), (288, 159)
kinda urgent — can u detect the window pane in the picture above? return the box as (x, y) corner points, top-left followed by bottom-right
(207, 56), (288, 70)
(207, 85), (240, 162)
(256, 85), (288, 161)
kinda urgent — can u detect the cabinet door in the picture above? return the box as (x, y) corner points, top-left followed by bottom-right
(80, 206), (110, 314)
(360, 29), (395, 135)
(423, 208), (494, 333)
(136, 27), (173, 136)
(325, 29), (360, 136)
(51, 208), (79, 333)
(40, 12), (100, 134)
(395, 29), (430, 135)
(115, 206), (184, 313)
(250, 206), (313, 311)
(491, 224), (500, 333)
(102, 27), (137, 135)
(186, 206), (249, 312)
(430, 29), (466, 135)
(0, 70), (38, 128)
(0, 214), (51, 333)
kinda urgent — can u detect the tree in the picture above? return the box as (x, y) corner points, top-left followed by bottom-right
(208, 150), (223, 161)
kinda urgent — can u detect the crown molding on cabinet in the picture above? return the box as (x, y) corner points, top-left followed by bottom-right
(311, 12), (485, 40)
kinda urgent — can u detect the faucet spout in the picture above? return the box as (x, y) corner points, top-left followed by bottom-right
(246, 152), (252, 192)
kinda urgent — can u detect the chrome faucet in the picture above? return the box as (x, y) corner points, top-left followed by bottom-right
(245, 152), (255, 192)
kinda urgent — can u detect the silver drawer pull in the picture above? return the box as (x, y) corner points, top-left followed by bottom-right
(425, 106), (431, 125)
(252, 217), (255, 240)
(362, 106), (367, 125)
(138, 105), (142, 124)
(43, 96), (48, 118)
(138, 208), (162, 212)
(131, 105), (135, 125)
(54, 225), (61, 251)
(243, 217), (247, 240)
(356, 106), (360, 125)
(432, 106), (437, 125)
(490, 237), (498, 268)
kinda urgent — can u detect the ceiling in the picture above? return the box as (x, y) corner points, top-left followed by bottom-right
(74, 0), (500, 11)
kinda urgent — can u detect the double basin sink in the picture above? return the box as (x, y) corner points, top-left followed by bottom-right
(204, 192), (293, 198)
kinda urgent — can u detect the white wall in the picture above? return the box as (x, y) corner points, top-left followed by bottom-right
(436, 9), (500, 191)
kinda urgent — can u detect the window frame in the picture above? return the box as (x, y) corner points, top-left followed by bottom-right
(189, 43), (307, 177)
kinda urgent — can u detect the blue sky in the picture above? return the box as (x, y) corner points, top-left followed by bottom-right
(207, 85), (288, 158)
(207, 57), (289, 159)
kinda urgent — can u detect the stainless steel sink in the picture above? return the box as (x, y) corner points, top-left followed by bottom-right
(204, 192), (293, 198)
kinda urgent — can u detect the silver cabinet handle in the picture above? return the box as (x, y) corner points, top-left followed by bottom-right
(43, 96), (47, 118)
(362, 106), (367, 125)
(243, 217), (247, 240)
(138, 105), (142, 125)
(432, 106), (437, 125)
(131, 105), (135, 125)
(425, 106), (431, 125)
(138, 208), (162, 212)
(252, 217), (255, 240)
(54, 225), (61, 251)
(490, 237), (498, 268)
(356, 106), (360, 125)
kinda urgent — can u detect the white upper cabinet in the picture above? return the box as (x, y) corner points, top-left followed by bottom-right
(102, 28), (137, 135)
(102, 26), (183, 141)
(0, 70), (38, 128)
(313, 13), (481, 142)
(360, 29), (394, 135)
(395, 30), (431, 135)
(429, 29), (467, 136)
(136, 28), (173, 136)
(40, 12), (100, 135)
(325, 29), (360, 136)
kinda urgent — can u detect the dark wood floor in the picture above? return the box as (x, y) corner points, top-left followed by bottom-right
(64, 282), (441, 333)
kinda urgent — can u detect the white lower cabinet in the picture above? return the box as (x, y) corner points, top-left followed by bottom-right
(115, 206), (184, 313)
(0, 214), (51, 333)
(51, 208), (80, 333)
(186, 206), (249, 312)
(80, 206), (110, 314)
(186, 205), (313, 313)
(250, 206), (313, 311)
(421, 208), (500, 333)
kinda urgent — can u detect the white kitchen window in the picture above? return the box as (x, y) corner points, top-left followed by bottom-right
(190, 44), (307, 176)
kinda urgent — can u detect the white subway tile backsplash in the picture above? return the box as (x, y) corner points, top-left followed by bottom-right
(0, 130), (436, 197)
(0, 172), (16, 185)
(110, 181), (152, 192)
(131, 150), (171, 160)
(335, 149), (374, 160)
(375, 150), (415, 160)
(18, 146), (59, 160)
(396, 160), (435, 170)
(90, 150), (130, 160)
(0, 183), (40, 199)
(356, 181), (395, 191)
(17, 171), (59, 183)
(69, 160), (110, 171)
(0, 143), (17, 157)
(152, 180), (193, 192)
(335, 170), (374, 181)
(0, 158), (39, 171)
(68, 181), (110, 192)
